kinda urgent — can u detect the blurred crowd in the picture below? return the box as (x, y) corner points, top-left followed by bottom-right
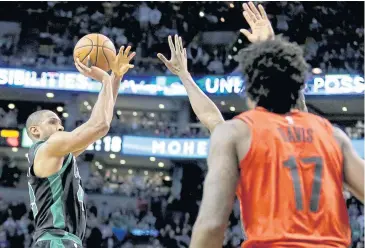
(76, 109), (210, 138)
(0, 107), (18, 129)
(344, 121), (365, 139)
(0, 2), (363, 75)
(84, 169), (171, 199)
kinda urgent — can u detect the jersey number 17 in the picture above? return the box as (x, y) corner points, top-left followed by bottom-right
(284, 156), (323, 212)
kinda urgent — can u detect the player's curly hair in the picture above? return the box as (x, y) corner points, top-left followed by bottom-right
(237, 36), (309, 114)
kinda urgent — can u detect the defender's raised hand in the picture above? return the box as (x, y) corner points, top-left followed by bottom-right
(75, 56), (109, 82)
(240, 2), (275, 43)
(110, 46), (136, 77)
(157, 35), (188, 76)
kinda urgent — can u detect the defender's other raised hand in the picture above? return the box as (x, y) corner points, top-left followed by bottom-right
(110, 46), (136, 78)
(157, 35), (188, 76)
(240, 2), (275, 43)
(75, 56), (109, 82)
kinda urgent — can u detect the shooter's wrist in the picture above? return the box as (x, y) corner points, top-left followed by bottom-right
(111, 72), (123, 81)
(177, 70), (191, 79)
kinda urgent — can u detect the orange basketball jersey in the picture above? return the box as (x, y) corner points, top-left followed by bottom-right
(234, 107), (351, 248)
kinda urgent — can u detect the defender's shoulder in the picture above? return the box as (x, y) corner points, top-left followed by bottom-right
(233, 109), (259, 127)
(218, 119), (252, 142)
(299, 112), (333, 129)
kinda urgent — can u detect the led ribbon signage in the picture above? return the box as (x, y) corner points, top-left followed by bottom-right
(0, 68), (363, 96)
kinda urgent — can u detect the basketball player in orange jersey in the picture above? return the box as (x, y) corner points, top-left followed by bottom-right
(158, 3), (364, 248)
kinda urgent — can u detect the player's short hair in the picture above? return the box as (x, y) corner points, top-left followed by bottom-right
(237, 36), (309, 114)
(25, 110), (51, 141)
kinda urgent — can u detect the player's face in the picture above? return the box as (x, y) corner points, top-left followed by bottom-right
(32, 112), (64, 140)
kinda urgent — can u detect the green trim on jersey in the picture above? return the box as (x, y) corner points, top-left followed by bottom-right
(47, 154), (73, 180)
(36, 232), (82, 246)
(47, 154), (73, 229)
(48, 175), (65, 229)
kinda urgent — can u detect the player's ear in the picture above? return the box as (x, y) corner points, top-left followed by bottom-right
(30, 126), (40, 139)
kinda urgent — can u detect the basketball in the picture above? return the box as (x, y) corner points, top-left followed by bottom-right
(73, 33), (116, 71)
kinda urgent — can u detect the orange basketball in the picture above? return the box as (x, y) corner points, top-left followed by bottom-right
(73, 33), (116, 71)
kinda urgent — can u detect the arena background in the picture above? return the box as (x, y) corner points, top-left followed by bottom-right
(0, 1), (363, 248)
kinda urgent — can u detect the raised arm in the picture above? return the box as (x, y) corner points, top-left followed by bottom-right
(70, 46), (135, 157)
(333, 126), (364, 203)
(36, 47), (134, 162)
(42, 75), (114, 157)
(157, 35), (224, 132)
(33, 75), (115, 177)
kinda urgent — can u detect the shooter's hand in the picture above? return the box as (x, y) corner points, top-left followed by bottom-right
(110, 46), (136, 78)
(157, 35), (188, 76)
(240, 2), (275, 43)
(75, 56), (110, 83)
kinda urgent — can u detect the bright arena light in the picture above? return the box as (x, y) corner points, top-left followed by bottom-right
(120, 159), (126, 164)
(62, 113), (69, 118)
(46, 92), (54, 98)
(8, 103), (15, 109)
(56, 106), (63, 112)
(312, 68), (322, 74)
(158, 162), (164, 168)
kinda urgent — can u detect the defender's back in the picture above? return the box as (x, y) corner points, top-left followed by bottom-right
(234, 107), (351, 248)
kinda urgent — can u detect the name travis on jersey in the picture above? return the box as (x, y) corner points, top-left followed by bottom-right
(277, 126), (313, 143)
